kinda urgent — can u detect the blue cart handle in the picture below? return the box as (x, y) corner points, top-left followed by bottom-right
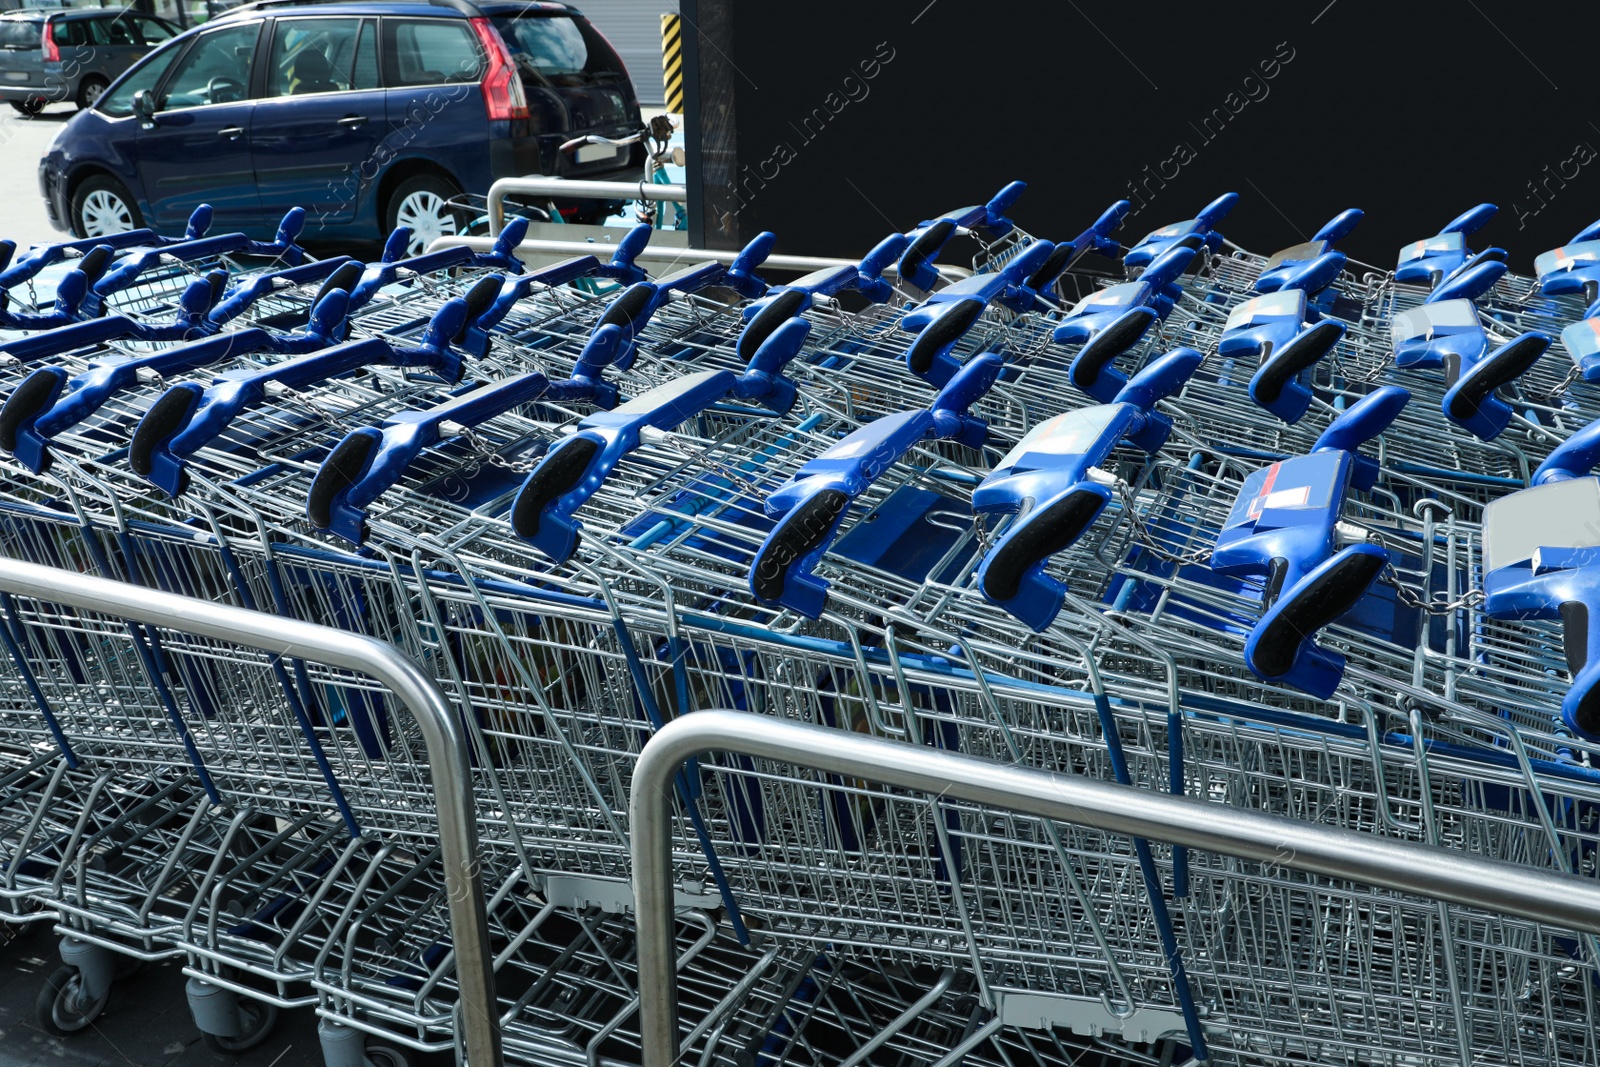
(896, 181), (1028, 290)
(85, 208), (308, 317)
(309, 369), (552, 544)
(1441, 203), (1497, 236)
(0, 204), (213, 293)
(736, 231), (910, 362)
(901, 240), (1054, 386)
(1535, 417), (1600, 484)
(1312, 208), (1364, 244)
(747, 353), (1003, 617)
(1441, 332), (1549, 441)
(1243, 543), (1389, 699)
(0, 268), (225, 362)
(129, 298), (467, 497)
(206, 256), (354, 329)
(0, 286), (355, 474)
(345, 217), (531, 311)
(510, 316), (811, 562)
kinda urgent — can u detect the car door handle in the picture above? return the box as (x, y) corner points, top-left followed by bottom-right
(336, 115), (368, 129)
(217, 126), (245, 140)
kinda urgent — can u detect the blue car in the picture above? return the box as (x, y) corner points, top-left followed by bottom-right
(38, 0), (643, 252)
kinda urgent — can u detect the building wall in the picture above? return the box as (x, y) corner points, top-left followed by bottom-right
(578, 0), (677, 108)
(681, 1), (1600, 267)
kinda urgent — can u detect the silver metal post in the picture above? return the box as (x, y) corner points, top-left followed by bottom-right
(0, 558), (501, 1067)
(632, 709), (1600, 1067)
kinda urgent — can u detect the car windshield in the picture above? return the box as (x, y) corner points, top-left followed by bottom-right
(491, 14), (623, 84)
(0, 18), (43, 50)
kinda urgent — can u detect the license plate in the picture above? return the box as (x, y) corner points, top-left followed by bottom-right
(4, 72), (28, 82)
(575, 143), (619, 164)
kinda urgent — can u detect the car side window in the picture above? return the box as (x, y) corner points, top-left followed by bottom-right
(53, 19), (86, 48)
(131, 17), (174, 46)
(266, 17), (365, 97)
(157, 22), (259, 110)
(97, 36), (182, 117)
(351, 19), (377, 90)
(380, 18), (482, 88)
(101, 17), (137, 48)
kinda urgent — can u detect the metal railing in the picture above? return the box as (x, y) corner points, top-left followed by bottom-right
(485, 176), (687, 238)
(459, 176), (972, 281)
(630, 709), (1600, 1067)
(0, 558), (501, 1067)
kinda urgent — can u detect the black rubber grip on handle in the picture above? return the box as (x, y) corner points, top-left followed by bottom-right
(981, 487), (1106, 603)
(313, 260), (364, 309)
(751, 489), (850, 602)
(511, 436), (600, 540)
(908, 299), (983, 377)
(1253, 321), (1341, 404)
(0, 369), (57, 452)
(1071, 310), (1151, 392)
(900, 220), (955, 286)
(738, 288), (807, 363)
(1251, 550), (1385, 677)
(596, 284), (655, 332)
(308, 433), (376, 530)
(128, 388), (193, 477)
(1447, 334), (1547, 421)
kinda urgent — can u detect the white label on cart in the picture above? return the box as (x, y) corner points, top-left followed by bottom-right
(1140, 218), (1197, 243)
(1398, 231), (1464, 264)
(1261, 239), (1327, 272)
(1485, 478), (1600, 572)
(1224, 289), (1305, 332)
(1256, 486), (1310, 512)
(1390, 299), (1478, 347)
(1535, 239), (1600, 277)
(1068, 282), (1140, 316)
(992, 406), (1122, 473)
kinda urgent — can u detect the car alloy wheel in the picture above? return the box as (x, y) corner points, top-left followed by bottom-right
(80, 189), (134, 236)
(394, 190), (459, 256)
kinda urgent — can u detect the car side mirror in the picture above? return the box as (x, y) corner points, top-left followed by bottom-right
(131, 88), (156, 125)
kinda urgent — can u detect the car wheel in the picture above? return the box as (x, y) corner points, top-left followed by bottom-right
(71, 175), (143, 238)
(75, 77), (108, 111)
(386, 174), (467, 257)
(9, 96), (46, 117)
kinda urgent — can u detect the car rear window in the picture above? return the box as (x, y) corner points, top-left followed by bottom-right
(491, 14), (624, 84)
(0, 18), (43, 51)
(380, 18), (482, 87)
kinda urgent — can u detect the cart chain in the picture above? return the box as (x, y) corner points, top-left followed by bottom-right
(1115, 482), (1213, 566)
(459, 426), (544, 475)
(1365, 531), (1485, 614)
(1541, 363), (1585, 401)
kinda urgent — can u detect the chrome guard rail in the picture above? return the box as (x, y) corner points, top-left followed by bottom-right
(486, 176), (687, 237)
(0, 558), (500, 1067)
(631, 709), (1600, 1067)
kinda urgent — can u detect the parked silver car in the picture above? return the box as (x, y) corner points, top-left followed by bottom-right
(0, 7), (177, 114)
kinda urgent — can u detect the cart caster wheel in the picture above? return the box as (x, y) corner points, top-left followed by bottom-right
(363, 1044), (412, 1067)
(198, 997), (278, 1052)
(36, 964), (109, 1034)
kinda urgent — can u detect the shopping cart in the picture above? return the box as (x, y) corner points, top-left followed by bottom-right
(5, 181), (1600, 1067)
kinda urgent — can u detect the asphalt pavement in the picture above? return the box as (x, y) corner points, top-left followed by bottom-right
(0, 104), (74, 251)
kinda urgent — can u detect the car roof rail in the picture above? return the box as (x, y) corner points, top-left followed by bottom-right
(221, 0), (483, 17)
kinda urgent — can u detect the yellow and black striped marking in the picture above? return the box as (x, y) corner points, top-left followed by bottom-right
(661, 13), (684, 114)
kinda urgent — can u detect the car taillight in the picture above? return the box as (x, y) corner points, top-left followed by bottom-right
(468, 17), (528, 121)
(41, 21), (57, 63)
